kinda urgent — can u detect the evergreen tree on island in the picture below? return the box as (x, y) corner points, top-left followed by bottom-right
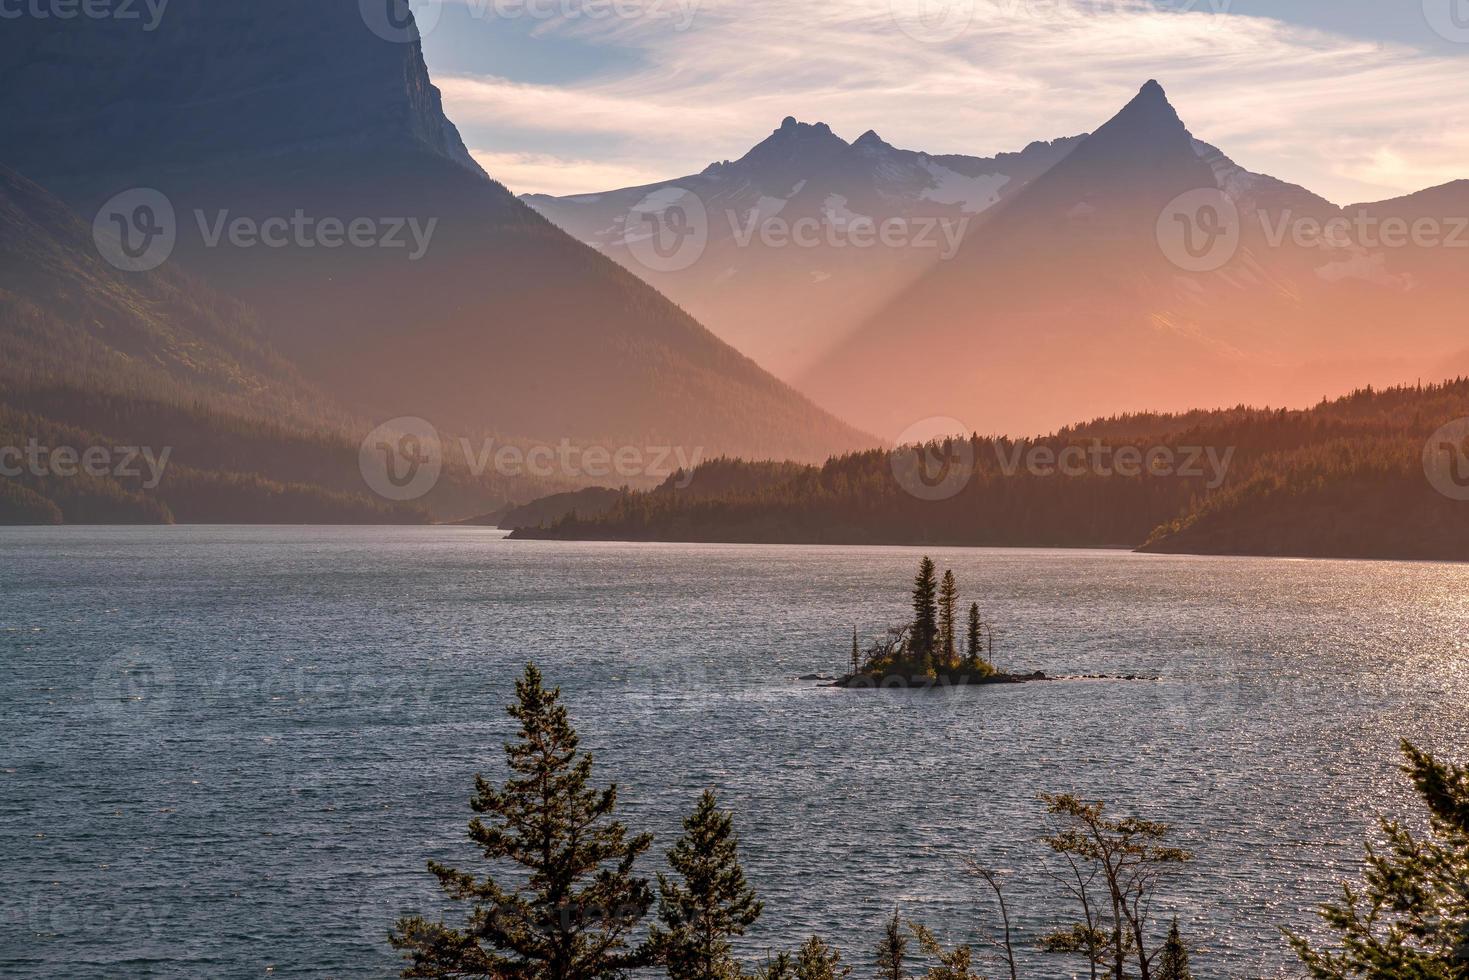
(938, 570), (958, 668)
(965, 603), (983, 670)
(649, 790), (764, 980)
(910, 557), (938, 670)
(390, 664), (654, 979)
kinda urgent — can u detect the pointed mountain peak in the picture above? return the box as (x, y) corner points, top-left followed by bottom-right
(853, 130), (892, 151)
(1087, 79), (1190, 148)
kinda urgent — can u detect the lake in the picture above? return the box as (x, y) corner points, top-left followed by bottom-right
(2, 527), (1466, 978)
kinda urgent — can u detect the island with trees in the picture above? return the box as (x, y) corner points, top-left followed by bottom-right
(836, 557), (1046, 689)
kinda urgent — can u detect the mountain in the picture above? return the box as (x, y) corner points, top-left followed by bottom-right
(0, 0), (870, 463)
(524, 120), (1081, 378)
(513, 379), (1469, 562)
(799, 81), (1465, 439)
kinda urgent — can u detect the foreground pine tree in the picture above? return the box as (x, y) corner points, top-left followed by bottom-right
(1155, 920), (1192, 980)
(649, 790), (764, 980)
(1288, 740), (1469, 978)
(390, 664), (654, 979)
(875, 908), (907, 980)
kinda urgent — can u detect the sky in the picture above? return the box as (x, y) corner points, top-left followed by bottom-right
(418, 0), (1469, 204)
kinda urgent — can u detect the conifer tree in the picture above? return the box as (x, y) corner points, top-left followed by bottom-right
(910, 557), (938, 669)
(1288, 740), (1469, 977)
(795, 937), (851, 980)
(875, 908), (908, 980)
(938, 570), (958, 668)
(1155, 920), (1192, 980)
(851, 627), (860, 676)
(965, 604), (982, 670)
(391, 664), (654, 979)
(649, 790), (764, 980)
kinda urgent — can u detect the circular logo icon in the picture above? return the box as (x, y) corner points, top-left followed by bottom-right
(360, 0), (443, 43)
(92, 188), (176, 273)
(1424, 0), (1469, 42)
(1424, 418), (1469, 500)
(92, 647), (175, 725)
(360, 417), (443, 502)
(889, 416), (975, 501)
(623, 188), (709, 273)
(1156, 188), (1240, 273)
(890, 0), (975, 44)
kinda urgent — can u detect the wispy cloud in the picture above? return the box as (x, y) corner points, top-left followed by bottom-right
(432, 0), (1469, 203)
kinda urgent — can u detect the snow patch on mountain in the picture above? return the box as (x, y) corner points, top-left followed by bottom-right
(919, 162), (1011, 213)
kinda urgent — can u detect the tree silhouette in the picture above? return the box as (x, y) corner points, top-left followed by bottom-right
(649, 790), (763, 980)
(910, 557), (938, 670)
(938, 570), (959, 668)
(391, 664), (654, 979)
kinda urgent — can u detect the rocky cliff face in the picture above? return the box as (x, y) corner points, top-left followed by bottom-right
(0, 1), (482, 198)
(0, 0), (872, 462)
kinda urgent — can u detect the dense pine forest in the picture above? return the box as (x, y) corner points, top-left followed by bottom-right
(512, 380), (1469, 560)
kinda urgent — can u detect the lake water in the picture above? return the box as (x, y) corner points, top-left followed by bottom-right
(2, 527), (1466, 978)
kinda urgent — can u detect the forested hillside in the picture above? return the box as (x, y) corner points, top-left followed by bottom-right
(513, 381), (1469, 560)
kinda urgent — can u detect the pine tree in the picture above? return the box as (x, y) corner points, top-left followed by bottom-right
(875, 908), (907, 980)
(910, 557), (938, 669)
(649, 790), (764, 980)
(938, 570), (958, 668)
(1155, 920), (1192, 980)
(851, 627), (860, 676)
(1288, 740), (1469, 977)
(391, 664), (654, 979)
(965, 604), (982, 670)
(795, 937), (851, 980)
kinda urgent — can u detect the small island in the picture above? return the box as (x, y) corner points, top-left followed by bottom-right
(834, 556), (1047, 689)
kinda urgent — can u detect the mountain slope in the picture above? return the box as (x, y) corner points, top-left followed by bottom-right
(524, 120), (1081, 378)
(799, 82), (1463, 439)
(0, 0), (870, 461)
